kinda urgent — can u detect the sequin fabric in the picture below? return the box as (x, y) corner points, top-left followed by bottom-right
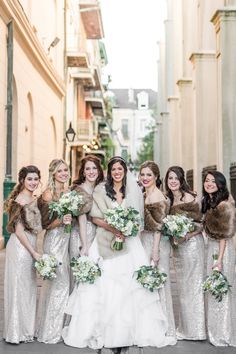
(4, 200), (42, 343)
(69, 220), (96, 259)
(206, 238), (236, 346)
(36, 225), (70, 343)
(173, 234), (206, 340)
(141, 232), (176, 343)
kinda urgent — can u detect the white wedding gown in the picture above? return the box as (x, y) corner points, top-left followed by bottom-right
(62, 203), (175, 349)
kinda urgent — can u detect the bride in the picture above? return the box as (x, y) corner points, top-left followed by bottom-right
(62, 156), (174, 349)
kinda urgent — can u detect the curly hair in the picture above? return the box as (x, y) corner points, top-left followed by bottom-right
(72, 155), (104, 189)
(202, 170), (229, 213)
(139, 160), (162, 188)
(46, 159), (69, 200)
(105, 156), (127, 201)
(164, 166), (196, 206)
(4, 165), (41, 212)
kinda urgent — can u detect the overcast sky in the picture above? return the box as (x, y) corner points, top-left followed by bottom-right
(100, 0), (166, 91)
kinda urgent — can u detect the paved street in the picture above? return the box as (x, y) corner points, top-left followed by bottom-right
(0, 249), (235, 354)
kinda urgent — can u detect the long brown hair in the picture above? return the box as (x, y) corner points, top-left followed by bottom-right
(72, 155), (104, 187)
(4, 165), (41, 212)
(164, 166), (196, 206)
(139, 160), (162, 188)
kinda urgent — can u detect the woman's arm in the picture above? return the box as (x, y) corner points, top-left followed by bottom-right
(92, 217), (124, 240)
(185, 223), (203, 240)
(212, 239), (226, 272)
(15, 222), (41, 260)
(78, 214), (88, 255)
(151, 231), (161, 265)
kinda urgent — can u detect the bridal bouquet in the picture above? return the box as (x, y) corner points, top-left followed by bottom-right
(134, 265), (167, 292)
(49, 190), (84, 233)
(35, 254), (59, 280)
(202, 254), (231, 302)
(70, 256), (101, 285)
(161, 214), (195, 246)
(104, 206), (141, 250)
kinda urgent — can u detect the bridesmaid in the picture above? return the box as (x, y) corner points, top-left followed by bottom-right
(165, 166), (206, 341)
(202, 170), (236, 346)
(69, 155), (104, 260)
(36, 159), (72, 344)
(139, 161), (176, 344)
(4, 166), (42, 343)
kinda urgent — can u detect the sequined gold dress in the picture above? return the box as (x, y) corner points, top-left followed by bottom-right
(4, 199), (42, 343)
(170, 198), (206, 340)
(36, 196), (70, 344)
(204, 198), (236, 346)
(141, 199), (176, 344)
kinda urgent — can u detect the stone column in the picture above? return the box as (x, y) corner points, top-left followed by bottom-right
(190, 52), (218, 193)
(211, 8), (236, 182)
(167, 96), (181, 167)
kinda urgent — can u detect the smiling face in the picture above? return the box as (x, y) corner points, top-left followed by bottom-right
(204, 173), (218, 195)
(54, 163), (69, 184)
(23, 172), (40, 192)
(167, 170), (181, 192)
(111, 162), (125, 183)
(84, 160), (99, 183)
(140, 167), (157, 189)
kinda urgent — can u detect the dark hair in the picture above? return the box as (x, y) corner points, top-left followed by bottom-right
(4, 165), (41, 211)
(72, 155), (104, 188)
(201, 170), (229, 213)
(105, 156), (127, 201)
(164, 166), (196, 206)
(139, 160), (162, 188)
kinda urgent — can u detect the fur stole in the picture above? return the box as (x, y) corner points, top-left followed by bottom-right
(144, 200), (169, 232)
(170, 199), (202, 222)
(37, 196), (57, 230)
(72, 185), (93, 215)
(90, 183), (128, 259)
(204, 198), (236, 240)
(6, 199), (42, 234)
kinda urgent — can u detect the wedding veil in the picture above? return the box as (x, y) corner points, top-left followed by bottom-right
(126, 170), (144, 230)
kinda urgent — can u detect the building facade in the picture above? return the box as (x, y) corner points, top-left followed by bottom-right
(111, 88), (157, 163)
(156, 0), (236, 197)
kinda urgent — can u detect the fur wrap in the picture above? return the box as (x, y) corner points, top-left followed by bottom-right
(7, 199), (42, 234)
(203, 197), (236, 240)
(89, 183), (128, 259)
(170, 199), (202, 222)
(72, 185), (93, 215)
(144, 199), (169, 232)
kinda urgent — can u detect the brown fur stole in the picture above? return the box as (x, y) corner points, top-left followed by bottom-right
(204, 199), (236, 240)
(6, 199), (33, 233)
(144, 200), (169, 232)
(72, 186), (93, 215)
(170, 200), (202, 222)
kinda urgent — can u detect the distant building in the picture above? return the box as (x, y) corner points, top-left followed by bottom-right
(110, 88), (157, 162)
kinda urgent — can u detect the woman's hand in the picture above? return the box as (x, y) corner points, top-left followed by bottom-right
(212, 260), (223, 272)
(80, 246), (88, 256)
(63, 213), (72, 225)
(114, 231), (125, 242)
(32, 251), (41, 261)
(151, 248), (160, 266)
(185, 232), (194, 241)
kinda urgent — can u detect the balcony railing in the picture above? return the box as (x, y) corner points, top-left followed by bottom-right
(77, 118), (98, 141)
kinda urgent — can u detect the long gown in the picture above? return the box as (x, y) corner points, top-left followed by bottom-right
(36, 197), (70, 344)
(170, 199), (206, 340)
(141, 199), (176, 343)
(62, 185), (174, 349)
(204, 198), (236, 346)
(4, 199), (42, 343)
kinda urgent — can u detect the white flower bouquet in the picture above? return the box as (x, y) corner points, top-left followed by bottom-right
(104, 206), (141, 250)
(70, 256), (101, 285)
(49, 190), (84, 233)
(134, 265), (167, 292)
(35, 254), (59, 280)
(202, 254), (231, 302)
(161, 214), (195, 246)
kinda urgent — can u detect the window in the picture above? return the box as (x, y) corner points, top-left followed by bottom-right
(121, 149), (128, 161)
(121, 119), (129, 139)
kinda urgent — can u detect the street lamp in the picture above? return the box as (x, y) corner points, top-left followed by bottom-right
(65, 123), (76, 179)
(65, 122), (76, 143)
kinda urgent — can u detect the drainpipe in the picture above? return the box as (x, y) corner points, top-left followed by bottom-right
(63, 0), (68, 159)
(2, 21), (16, 247)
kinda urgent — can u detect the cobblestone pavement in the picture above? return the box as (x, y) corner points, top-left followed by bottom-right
(0, 249), (235, 354)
